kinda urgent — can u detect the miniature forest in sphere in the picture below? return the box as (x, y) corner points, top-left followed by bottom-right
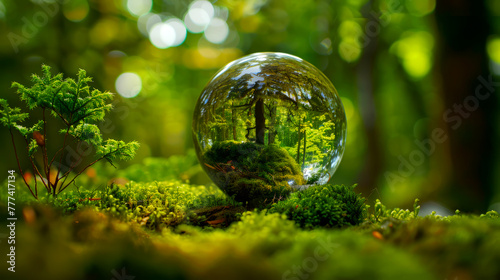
(192, 53), (346, 203)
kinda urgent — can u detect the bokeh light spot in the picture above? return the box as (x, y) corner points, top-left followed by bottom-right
(318, 37), (333, 55)
(487, 0), (500, 16)
(126, 0), (152, 17)
(238, 15), (261, 33)
(166, 18), (187, 46)
(184, 8), (211, 33)
(338, 39), (361, 62)
(90, 17), (120, 47)
(116, 72), (142, 98)
(403, 51), (431, 78)
(341, 97), (354, 121)
(149, 22), (175, 49)
(338, 20), (362, 39)
(146, 13), (162, 33)
(184, 0), (214, 33)
(392, 31), (434, 78)
(63, 0), (89, 22)
(204, 17), (229, 44)
(0, 1), (6, 19)
(406, 0), (436, 17)
(137, 13), (159, 36)
(190, 0), (214, 18)
(487, 37), (500, 64)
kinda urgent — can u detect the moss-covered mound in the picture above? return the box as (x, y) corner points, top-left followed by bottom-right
(202, 140), (304, 205)
(269, 184), (366, 228)
(3, 179), (500, 280)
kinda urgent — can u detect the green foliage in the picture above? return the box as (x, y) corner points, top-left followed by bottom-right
(49, 180), (242, 230)
(96, 139), (140, 164)
(0, 205), (438, 280)
(370, 198), (421, 222)
(269, 184), (366, 229)
(0, 99), (29, 129)
(379, 212), (500, 279)
(203, 140), (304, 205)
(3, 175), (500, 280)
(306, 170), (322, 184)
(100, 181), (198, 229)
(282, 112), (336, 167)
(481, 210), (500, 219)
(11, 65), (113, 125)
(0, 65), (139, 198)
(229, 210), (295, 235)
(66, 123), (102, 146)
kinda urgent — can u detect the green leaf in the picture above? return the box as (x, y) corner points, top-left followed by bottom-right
(0, 98), (29, 129)
(28, 138), (38, 157)
(14, 120), (43, 137)
(7, 65), (141, 199)
(96, 139), (140, 164)
(66, 122), (103, 147)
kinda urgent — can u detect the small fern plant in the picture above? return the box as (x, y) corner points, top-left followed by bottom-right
(0, 65), (139, 199)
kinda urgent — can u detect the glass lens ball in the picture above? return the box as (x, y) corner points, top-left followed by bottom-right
(192, 52), (346, 203)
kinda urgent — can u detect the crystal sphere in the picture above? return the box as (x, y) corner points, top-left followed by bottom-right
(192, 52), (346, 203)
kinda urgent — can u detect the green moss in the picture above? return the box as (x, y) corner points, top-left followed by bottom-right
(376, 214), (500, 279)
(3, 179), (500, 280)
(203, 140), (304, 205)
(0, 207), (436, 280)
(269, 184), (366, 229)
(44, 180), (242, 230)
(369, 198), (421, 223)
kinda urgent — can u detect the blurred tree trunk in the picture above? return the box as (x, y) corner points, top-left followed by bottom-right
(255, 98), (266, 144)
(268, 102), (277, 145)
(231, 102), (238, 141)
(297, 117), (302, 163)
(435, 0), (496, 211)
(356, 2), (383, 199)
(303, 121), (306, 168)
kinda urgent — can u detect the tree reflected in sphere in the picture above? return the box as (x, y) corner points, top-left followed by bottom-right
(192, 52), (346, 204)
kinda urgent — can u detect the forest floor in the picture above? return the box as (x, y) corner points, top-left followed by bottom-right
(1, 178), (499, 280)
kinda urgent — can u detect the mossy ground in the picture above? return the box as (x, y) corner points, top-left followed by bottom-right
(1, 178), (500, 280)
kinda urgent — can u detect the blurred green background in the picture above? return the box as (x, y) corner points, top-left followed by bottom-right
(0, 0), (499, 212)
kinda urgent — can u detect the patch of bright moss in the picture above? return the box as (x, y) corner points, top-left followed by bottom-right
(203, 140), (304, 205)
(2, 179), (500, 280)
(269, 184), (366, 228)
(45, 180), (243, 230)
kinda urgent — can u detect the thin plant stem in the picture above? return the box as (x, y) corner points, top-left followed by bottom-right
(53, 125), (71, 185)
(24, 138), (49, 194)
(58, 157), (103, 195)
(9, 129), (36, 199)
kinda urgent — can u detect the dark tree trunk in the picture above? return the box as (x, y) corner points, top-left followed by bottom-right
(231, 102), (237, 141)
(268, 102), (277, 145)
(222, 105), (228, 140)
(302, 122), (306, 168)
(296, 117), (301, 163)
(356, 2), (383, 199)
(255, 98), (266, 144)
(435, 0), (495, 212)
